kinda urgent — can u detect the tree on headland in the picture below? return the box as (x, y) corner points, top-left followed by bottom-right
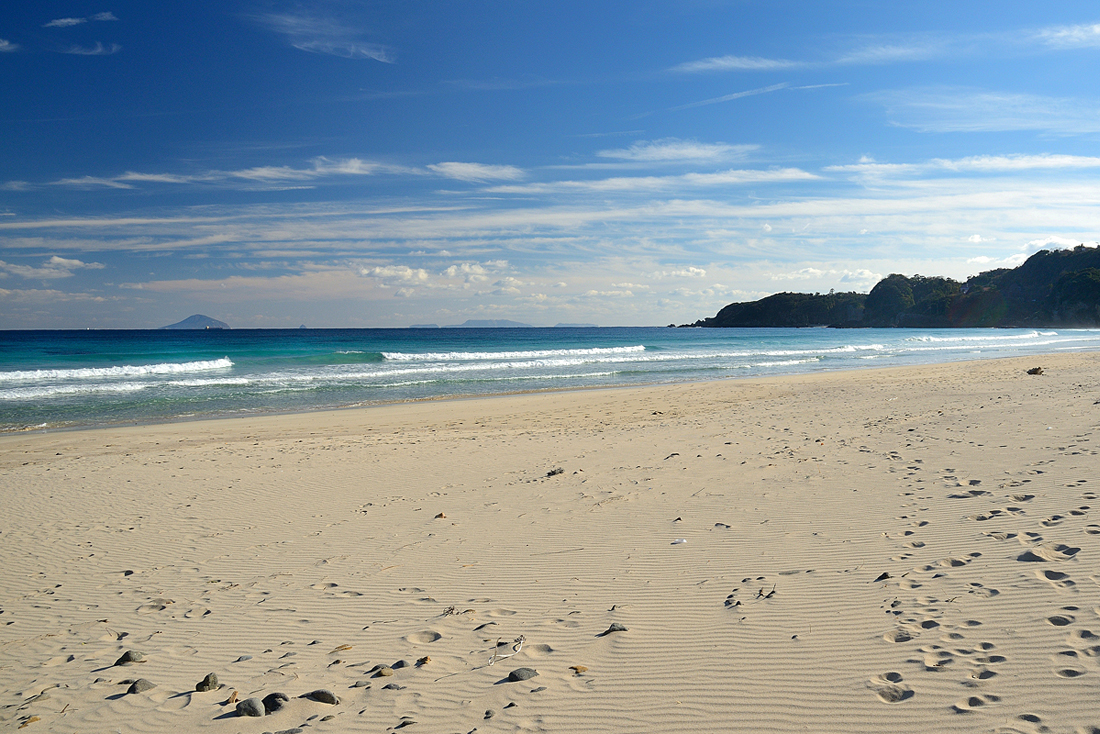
(689, 246), (1100, 328)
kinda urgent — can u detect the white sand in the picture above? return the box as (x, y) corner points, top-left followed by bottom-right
(2, 353), (1099, 733)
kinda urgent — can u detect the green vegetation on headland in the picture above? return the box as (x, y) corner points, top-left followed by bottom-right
(689, 246), (1100, 328)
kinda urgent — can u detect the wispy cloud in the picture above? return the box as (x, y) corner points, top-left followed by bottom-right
(865, 87), (1100, 134)
(1036, 22), (1100, 48)
(828, 153), (1100, 177)
(597, 138), (756, 163)
(42, 157), (393, 190)
(0, 39), (19, 52)
(0, 256), (105, 279)
(428, 162), (525, 182)
(486, 167), (817, 195)
(44, 18), (86, 28)
(254, 13), (392, 62)
(44, 12), (117, 28)
(672, 55), (803, 73)
(670, 83), (789, 111)
(64, 42), (121, 56)
(836, 42), (941, 65)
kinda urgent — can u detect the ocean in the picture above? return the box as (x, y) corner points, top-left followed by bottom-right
(1, 326), (1097, 433)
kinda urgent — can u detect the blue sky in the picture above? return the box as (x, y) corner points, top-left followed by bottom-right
(2, 1), (1100, 328)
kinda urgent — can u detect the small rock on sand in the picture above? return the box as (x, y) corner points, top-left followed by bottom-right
(508, 667), (538, 682)
(236, 697), (265, 717)
(195, 673), (219, 692)
(127, 679), (155, 694)
(307, 689), (339, 704)
(391, 659), (410, 669)
(262, 692), (289, 714)
(114, 650), (144, 666)
(373, 666), (394, 677)
(351, 680), (371, 688)
(598, 623), (627, 636)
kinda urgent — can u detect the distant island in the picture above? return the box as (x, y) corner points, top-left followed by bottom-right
(159, 314), (230, 330)
(689, 245), (1100, 328)
(444, 319), (533, 328)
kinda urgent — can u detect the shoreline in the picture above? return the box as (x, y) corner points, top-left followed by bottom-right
(3, 351), (1099, 732)
(0, 348), (1075, 438)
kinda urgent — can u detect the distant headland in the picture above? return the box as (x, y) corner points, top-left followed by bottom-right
(159, 314), (230, 330)
(688, 245), (1100, 328)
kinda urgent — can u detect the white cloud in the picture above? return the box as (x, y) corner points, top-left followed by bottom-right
(44, 17), (87, 28)
(428, 162), (525, 182)
(91, 12), (118, 22)
(394, 287), (415, 297)
(0, 256), (105, 279)
(360, 265), (429, 282)
(772, 267), (824, 281)
(762, 223), (772, 232)
(670, 83), (789, 111)
(50, 176), (134, 189)
(967, 256), (995, 264)
(597, 138), (756, 162)
(864, 88), (1100, 134)
(967, 234), (986, 243)
(65, 42), (121, 56)
(837, 43), (940, 65)
(0, 39), (19, 52)
(254, 13), (392, 62)
(830, 153), (1100, 177)
(1036, 23), (1100, 48)
(671, 55), (802, 73)
(487, 167), (816, 195)
(654, 266), (706, 278)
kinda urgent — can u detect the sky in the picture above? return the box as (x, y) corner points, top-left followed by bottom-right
(2, 1), (1100, 329)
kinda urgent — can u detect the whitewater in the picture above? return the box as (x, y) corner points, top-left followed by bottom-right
(1, 326), (1097, 431)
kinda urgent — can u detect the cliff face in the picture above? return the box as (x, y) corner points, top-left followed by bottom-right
(692, 246), (1100, 328)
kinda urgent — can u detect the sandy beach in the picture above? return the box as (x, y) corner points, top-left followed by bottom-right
(2, 353), (1099, 733)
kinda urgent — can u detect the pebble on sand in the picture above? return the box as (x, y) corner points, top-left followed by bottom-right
(127, 679), (155, 694)
(262, 691), (289, 714)
(195, 673), (219, 692)
(236, 697), (265, 717)
(113, 650), (144, 666)
(373, 666), (395, 677)
(507, 667), (539, 682)
(307, 689), (339, 704)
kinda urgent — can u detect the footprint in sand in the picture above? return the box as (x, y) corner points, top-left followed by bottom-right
(1037, 569), (1077, 590)
(952, 693), (1001, 713)
(967, 582), (999, 598)
(1019, 543), (1080, 562)
(994, 713), (1052, 734)
(487, 609), (518, 617)
(523, 643), (554, 658)
(1048, 613), (1076, 627)
(1084, 525), (1100, 535)
(1041, 515), (1066, 527)
(869, 672), (913, 703)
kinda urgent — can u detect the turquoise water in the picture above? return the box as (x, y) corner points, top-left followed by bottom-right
(1, 326), (1097, 432)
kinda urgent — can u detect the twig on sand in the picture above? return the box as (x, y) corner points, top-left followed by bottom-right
(488, 635), (526, 666)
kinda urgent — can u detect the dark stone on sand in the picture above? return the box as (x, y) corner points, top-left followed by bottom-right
(382, 683), (406, 690)
(507, 667), (538, 682)
(307, 689), (339, 704)
(391, 659), (410, 669)
(262, 691), (289, 714)
(373, 666), (394, 677)
(123, 570), (134, 576)
(234, 655), (252, 662)
(484, 709), (495, 719)
(598, 623), (627, 636)
(237, 697), (265, 717)
(127, 678), (155, 694)
(196, 673), (219, 692)
(114, 650), (144, 666)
